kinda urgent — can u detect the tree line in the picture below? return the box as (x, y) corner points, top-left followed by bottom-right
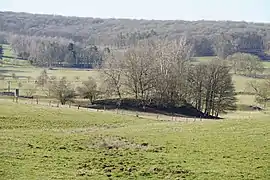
(7, 34), (104, 68)
(1, 11), (270, 58)
(1, 31), (268, 69)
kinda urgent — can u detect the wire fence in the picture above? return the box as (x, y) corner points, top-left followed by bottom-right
(0, 79), (88, 83)
(1, 96), (205, 123)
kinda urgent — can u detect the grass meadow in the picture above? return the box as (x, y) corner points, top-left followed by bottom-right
(1, 45), (270, 179)
(1, 101), (270, 179)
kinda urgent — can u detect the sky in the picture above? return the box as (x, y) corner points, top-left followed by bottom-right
(1, 0), (269, 22)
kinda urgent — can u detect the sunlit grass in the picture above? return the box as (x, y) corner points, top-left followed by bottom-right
(0, 101), (269, 179)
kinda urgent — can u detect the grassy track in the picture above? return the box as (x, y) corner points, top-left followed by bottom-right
(0, 101), (270, 179)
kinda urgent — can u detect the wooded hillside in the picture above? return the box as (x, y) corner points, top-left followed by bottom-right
(1, 11), (270, 67)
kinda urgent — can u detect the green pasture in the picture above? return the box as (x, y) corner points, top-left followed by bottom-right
(0, 101), (269, 179)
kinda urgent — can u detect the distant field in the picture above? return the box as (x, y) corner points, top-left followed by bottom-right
(0, 66), (100, 80)
(0, 66), (258, 104)
(1, 44), (30, 66)
(263, 61), (270, 68)
(194, 56), (215, 62)
(0, 66), (101, 96)
(2, 44), (14, 57)
(0, 101), (269, 179)
(0, 61), (263, 106)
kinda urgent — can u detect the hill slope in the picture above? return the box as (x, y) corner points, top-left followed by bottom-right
(0, 101), (270, 179)
(1, 11), (270, 43)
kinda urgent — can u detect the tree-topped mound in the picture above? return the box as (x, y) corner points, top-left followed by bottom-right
(89, 98), (220, 119)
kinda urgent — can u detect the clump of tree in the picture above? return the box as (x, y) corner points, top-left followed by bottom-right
(36, 70), (75, 104)
(247, 80), (270, 108)
(227, 53), (264, 77)
(48, 77), (76, 105)
(188, 60), (237, 116)
(77, 77), (99, 104)
(102, 38), (236, 117)
(8, 35), (104, 68)
(36, 69), (50, 88)
(213, 33), (235, 59)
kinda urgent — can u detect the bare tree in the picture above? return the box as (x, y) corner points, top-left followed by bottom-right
(48, 77), (76, 105)
(101, 51), (123, 99)
(227, 53), (264, 77)
(188, 59), (236, 116)
(213, 33), (235, 59)
(77, 77), (99, 104)
(188, 63), (206, 111)
(36, 69), (49, 88)
(121, 41), (157, 100)
(247, 80), (270, 108)
(202, 59), (236, 116)
(11, 73), (17, 81)
(24, 83), (37, 97)
(149, 37), (193, 106)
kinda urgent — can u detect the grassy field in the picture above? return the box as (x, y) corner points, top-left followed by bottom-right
(0, 66), (100, 96)
(2, 44), (14, 57)
(0, 66), (260, 106)
(1, 45), (270, 179)
(0, 101), (270, 179)
(1, 44), (30, 66)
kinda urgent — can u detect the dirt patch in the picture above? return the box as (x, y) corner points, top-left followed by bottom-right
(89, 135), (164, 152)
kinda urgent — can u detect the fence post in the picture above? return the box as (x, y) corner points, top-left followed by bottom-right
(7, 81), (11, 92)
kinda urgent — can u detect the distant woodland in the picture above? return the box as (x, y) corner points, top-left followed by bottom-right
(0, 11), (270, 67)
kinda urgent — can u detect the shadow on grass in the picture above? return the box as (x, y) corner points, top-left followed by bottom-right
(0, 68), (26, 73)
(237, 104), (264, 111)
(79, 98), (222, 119)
